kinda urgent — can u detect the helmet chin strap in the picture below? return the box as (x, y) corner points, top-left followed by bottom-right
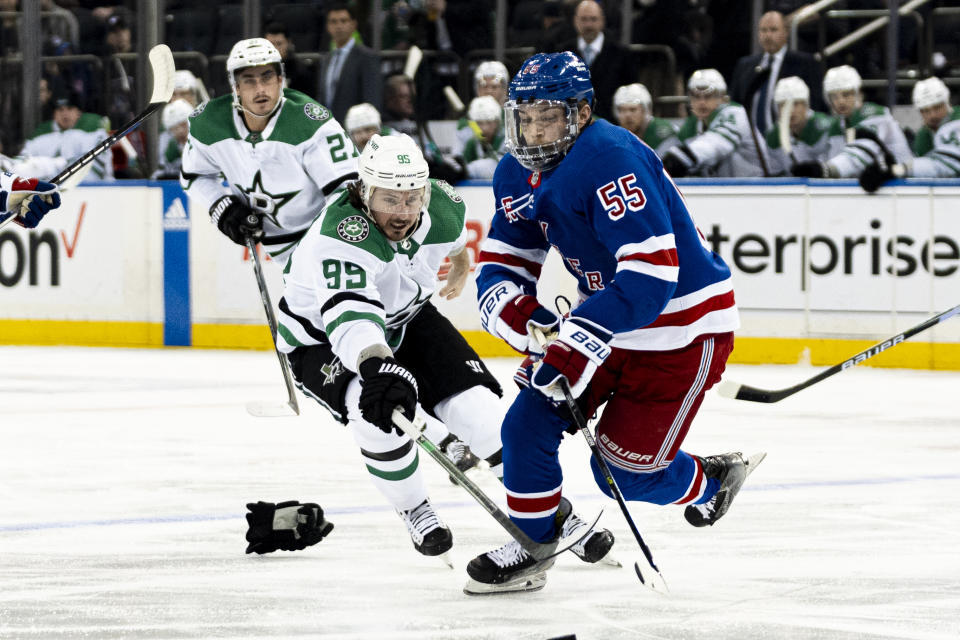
(233, 92), (283, 122)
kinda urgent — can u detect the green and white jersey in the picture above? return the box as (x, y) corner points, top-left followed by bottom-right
(765, 110), (844, 174)
(277, 178), (467, 371)
(841, 102), (912, 163)
(641, 116), (680, 158)
(152, 131), (184, 179)
(909, 106), (960, 178)
(21, 113), (113, 182)
(677, 102), (768, 177)
(181, 89), (359, 265)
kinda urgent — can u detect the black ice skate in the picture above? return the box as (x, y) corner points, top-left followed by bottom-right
(561, 508), (619, 566)
(684, 452), (766, 527)
(398, 498), (453, 567)
(439, 434), (481, 484)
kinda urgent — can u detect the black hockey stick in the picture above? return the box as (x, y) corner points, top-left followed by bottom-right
(532, 330), (667, 592)
(244, 236), (300, 417)
(390, 408), (601, 564)
(717, 303), (960, 403)
(0, 44), (176, 229)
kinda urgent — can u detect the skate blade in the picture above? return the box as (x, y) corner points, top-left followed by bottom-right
(463, 571), (546, 595)
(598, 552), (622, 568)
(436, 552), (454, 570)
(745, 452), (767, 477)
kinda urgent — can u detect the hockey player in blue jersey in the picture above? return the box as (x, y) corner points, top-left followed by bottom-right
(465, 51), (760, 594)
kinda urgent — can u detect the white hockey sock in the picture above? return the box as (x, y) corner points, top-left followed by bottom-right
(432, 386), (504, 465)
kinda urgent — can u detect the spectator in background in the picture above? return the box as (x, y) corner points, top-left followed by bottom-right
(318, 2), (382, 123)
(462, 95), (505, 179)
(382, 72), (464, 183)
(264, 21), (314, 95)
(152, 99), (192, 180)
(663, 69), (769, 178)
(764, 76), (843, 176)
(22, 88), (113, 182)
(557, 0), (634, 121)
(612, 83), (679, 158)
(344, 102), (395, 152)
(538, 0), (578, 53)
(0, 0), (18, 56)
(99, 12), (136, 129)
(729, 10), (823, 136)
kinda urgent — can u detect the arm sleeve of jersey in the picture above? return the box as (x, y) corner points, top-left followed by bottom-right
(305, 236), (390, 372)
(566, 149), (679, 334)
(180, 136), (230, 210)
(302, 121), (360, 207)
(880, 114), (913, 164)
(684, 107), (743, 170)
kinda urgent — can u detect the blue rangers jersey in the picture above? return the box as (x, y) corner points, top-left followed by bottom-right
(477, 118), (739, 351)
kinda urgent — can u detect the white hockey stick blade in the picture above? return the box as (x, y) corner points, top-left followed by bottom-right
(404, 44), (423, 80)
(147, 44), (176, 104)
(245, 401), (298, 417)
(634, 559), (669, 593)
(715, 379), (742, 399)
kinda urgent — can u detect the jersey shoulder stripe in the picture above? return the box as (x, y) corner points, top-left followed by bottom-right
(187, 95), (239, 146)
(422, 179), (466, 246)
(269, 89), (335, 146)
(318, 193), (394, 262)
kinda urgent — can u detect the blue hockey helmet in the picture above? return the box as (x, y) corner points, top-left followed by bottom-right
(504, 52), (594, 171)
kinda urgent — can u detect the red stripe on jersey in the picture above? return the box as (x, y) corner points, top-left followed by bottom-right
(477, 250), (544, 279)
(619, 248), (678, 268)
(505, 488), (562, 516)
(675, 456), (705, 505)
(647, 290), (736, 329)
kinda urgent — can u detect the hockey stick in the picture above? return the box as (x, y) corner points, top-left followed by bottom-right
(533, 330), (668, 593)
(391, 408), (601, 564)
(244, 236), (300, 417)
(717, 303), (960, 403)
(0, 44), (176, 230)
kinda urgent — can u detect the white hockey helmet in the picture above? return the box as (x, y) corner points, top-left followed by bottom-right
(687, 69), (727, 96)
(614, 83), (653, 112)
(226, 38), (284, 89)
(474, 60), (509, 89)
(358, 134), (431, 214)
(468, 95), (502, 122)
(823, 65), (862, 94)
(345, 103), (382, 133)
(162, 99), (194, 130)
(174, 69), (199, 92)
(912, 77), (950, 110)
(773, 76), (810, 104)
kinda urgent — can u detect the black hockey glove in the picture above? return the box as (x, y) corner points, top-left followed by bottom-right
(244, 500), (334, 554)
(662, 145), (696, 178)
(358, 356), (418, 433)
(858, 162), (894, 193)
(790, 161), (826, 178)
(210, 195), (262, 245)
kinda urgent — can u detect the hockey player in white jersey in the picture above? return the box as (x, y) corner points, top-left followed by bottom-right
(613, 83), (679, 158)
(22, 90), (113, 183)
(452, 60), (509, 158)
(662, 69), (770, 177)
(860, 76), (960, 191)
(792, 64), (912, 181)
(273, 134), (614, 563)
(180, 38), (358, 266)
(344, 102), (397, 153)
(765, 76), (844, 175)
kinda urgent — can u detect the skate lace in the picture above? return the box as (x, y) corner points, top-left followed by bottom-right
(486, 539), (529, 568)
(401, 500), (443, 545)
(560, 511), (594, 555)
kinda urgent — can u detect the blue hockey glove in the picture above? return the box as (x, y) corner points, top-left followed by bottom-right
(5, 177), (61, 228)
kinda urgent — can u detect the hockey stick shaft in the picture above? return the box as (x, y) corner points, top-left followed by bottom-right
(0, 44), (175, 230)
(390, 408), (560, 561)
(245, 236), (299, 416)
(720, 302), (960, 403)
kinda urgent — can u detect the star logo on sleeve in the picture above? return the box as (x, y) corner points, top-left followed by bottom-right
(239, 170), (301, 228)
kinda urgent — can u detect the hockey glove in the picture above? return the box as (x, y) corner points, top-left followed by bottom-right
(531, 317), (612, 402)
(790, 161), (826, 178)
(497, 294), (561, 355)
(662, 145), (697, 178)
(4, 177), (61, 228)
(244, 500), (334, 554)
(358, 356), (418, 433)
(859, 162), (894, 193)
(210, 195), (262, 245)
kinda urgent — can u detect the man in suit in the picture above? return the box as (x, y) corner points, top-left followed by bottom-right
(318, 2), (382, 124)
(729, 10), (823, 135)
(557, 0), (634, 121)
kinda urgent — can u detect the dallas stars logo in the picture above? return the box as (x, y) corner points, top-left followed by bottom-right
(239, 170), (300, 228)
(320, 360), (344, 385)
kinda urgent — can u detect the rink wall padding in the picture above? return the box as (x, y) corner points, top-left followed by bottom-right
(2, 178), (960, 371)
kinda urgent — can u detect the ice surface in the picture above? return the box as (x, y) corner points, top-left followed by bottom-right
(1, 346), (958, 639)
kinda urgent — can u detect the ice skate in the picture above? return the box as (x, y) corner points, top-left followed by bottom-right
(684, 452), (766, 527)
(439, 434), (481, 484)
(560, 508), (619, 567)
(464, 537), (554, 595)
(398, 498), (454, 568)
